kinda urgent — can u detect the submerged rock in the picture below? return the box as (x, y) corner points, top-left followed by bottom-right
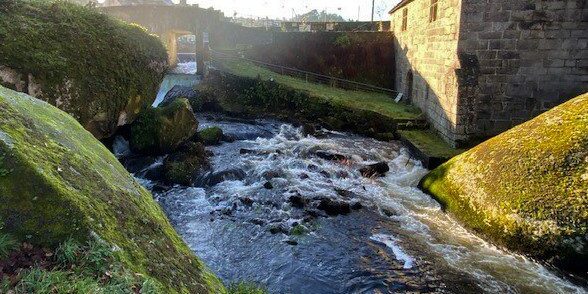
(130, 98), (198, 154)
(317, 198), (351, 216)
(315, 150), (348, 161)
(0, 1), (167, 139)
(196, 168), (247, 187)
(420, 93), (588, 273)
(289, 194), (308, 209)
(263, 181), (274, 189)
(0, 87), (224, 292)
(360, 162), (389, 177)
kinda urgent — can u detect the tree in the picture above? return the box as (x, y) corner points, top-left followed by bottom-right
(291, 9), (347, 22)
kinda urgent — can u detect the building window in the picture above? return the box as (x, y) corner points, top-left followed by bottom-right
(430, 0), (439, 22)
(401, 8), (408, 31)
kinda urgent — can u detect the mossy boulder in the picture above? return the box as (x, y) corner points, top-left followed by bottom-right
(130, 98), (198, 154)
(199, 126), (224, 146)
(0, 0), (168, 139)
(420, 93), (588, 273)
(0, 86), (224, 293)
(163, 142), (209, 186)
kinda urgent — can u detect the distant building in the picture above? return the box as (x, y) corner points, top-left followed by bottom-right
(280, 21), (391, 32)
(390, 0), (588, 146)
(101, 0), (173, 6)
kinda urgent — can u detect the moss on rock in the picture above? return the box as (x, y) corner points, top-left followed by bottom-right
(163, 142), (209, 186)
(0, 0), (168, 139)
(199, 126), (224, 146)
(420, 93), (588, 273)
(130, 99), (198, 154)
(0, 86), (225, 293)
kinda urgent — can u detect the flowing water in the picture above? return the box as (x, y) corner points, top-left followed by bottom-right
(125, 113), (586, 294)
(153, 63), (199, 107)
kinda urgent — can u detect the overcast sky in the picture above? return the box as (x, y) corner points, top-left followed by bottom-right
(185, 0), (402, 21)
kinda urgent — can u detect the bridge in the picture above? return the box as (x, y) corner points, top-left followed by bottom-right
(100, 5), (226, 73)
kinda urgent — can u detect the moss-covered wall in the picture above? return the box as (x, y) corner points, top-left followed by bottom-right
(0, 0), (168, 139)
(198, 70), (397, 139)
(420, 92), (588, 273)
(248, 32), (395, 89)
(0, 85), (224, 293)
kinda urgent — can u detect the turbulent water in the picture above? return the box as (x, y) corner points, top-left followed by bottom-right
(152, 62), (199, 107)
(126, 113), (586, 294)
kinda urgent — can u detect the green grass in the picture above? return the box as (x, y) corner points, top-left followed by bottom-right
(219, 58), (422, 120)
(1, 238), (165, 293)
(398, 130), (465, 159)
(0, 233), (18, 259)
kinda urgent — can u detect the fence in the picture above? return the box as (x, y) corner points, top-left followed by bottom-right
(210, 50), (401, 97)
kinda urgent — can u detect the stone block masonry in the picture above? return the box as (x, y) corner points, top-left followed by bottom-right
(391, 0), (588, 147)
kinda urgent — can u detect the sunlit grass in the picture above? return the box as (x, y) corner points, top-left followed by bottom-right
(219, 58), (422, 120)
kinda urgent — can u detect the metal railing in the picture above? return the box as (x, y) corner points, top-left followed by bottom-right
(210, 50), (400, 97)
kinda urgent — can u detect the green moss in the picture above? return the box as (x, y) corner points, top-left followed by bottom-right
(0, 0), (168, 138)
(163, 142), (208, 186)
(199, 127), (224, 146)
(420, 93), (588, 272)
(130, 99), (198, 154)
(0, 86), (225, 293)
(290, 224), (306, 236)
(399, 130), (464, 159)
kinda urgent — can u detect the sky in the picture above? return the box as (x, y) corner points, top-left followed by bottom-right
(185, 0), (402, 21)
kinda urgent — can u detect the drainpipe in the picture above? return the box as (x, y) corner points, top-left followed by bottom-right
(371, 0), (375, 22)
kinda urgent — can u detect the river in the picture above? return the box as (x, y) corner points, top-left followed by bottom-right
(122, 67), (586, 293)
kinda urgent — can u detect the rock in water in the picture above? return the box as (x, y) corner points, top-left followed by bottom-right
(130, 98), (198, 154)
(198, 126), (224, 146)
(163, 142), (209, 186)
(0, 1), (168, 139)
(315, 150), (348, 161)
(0, 86), (224, 293)
(420, 92), (588, 273)
(317, 198), (351, 216)
(359, 162), (389, 177)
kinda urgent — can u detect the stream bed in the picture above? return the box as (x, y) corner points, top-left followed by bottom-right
(123, 113), (585, 294)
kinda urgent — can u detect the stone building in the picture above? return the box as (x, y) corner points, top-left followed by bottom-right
(390, 0), (588, 147)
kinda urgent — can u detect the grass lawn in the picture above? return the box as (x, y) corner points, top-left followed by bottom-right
(217, 58), (423, 120)
(398, 130), (465, 159)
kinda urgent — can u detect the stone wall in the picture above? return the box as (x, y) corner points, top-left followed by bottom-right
(456, 0), (588, 145)
(391, 0), (463, 145)
(392, 0), (588, 147)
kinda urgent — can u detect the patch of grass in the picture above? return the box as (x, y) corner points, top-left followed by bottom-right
(227, 281), (268, 294)
(219, 58), (422, 120)
(0, 233), (18, 259)
(399, 130), (465, 159)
